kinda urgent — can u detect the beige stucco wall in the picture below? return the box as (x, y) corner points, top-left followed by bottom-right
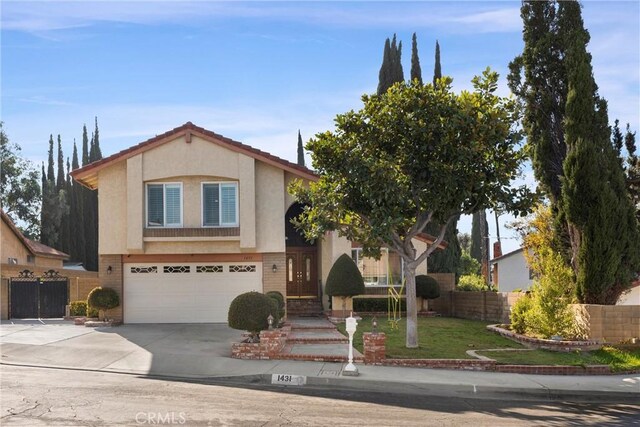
(99, 161), (128, 254)
(1, 220), (30, 264)
(256, 162), (286, 253)
(99, 134), (292, 256)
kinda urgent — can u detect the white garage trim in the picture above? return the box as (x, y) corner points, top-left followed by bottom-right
(123, 262), (262, 323)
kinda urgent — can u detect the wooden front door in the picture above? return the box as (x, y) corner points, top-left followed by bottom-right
(286, 248), (318, 298)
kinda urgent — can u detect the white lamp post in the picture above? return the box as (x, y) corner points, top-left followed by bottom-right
(343, 312), (359, 376)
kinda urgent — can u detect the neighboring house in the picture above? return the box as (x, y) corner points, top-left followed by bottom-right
(618, 281), (640, 306)
(490, 247), (533, 293)
(71, 122), (439, 324)
(1, 210), (69, 268)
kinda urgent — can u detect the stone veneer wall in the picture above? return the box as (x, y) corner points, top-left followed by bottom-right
(99, 255), (123, 321)
(573, 304), (640, 343)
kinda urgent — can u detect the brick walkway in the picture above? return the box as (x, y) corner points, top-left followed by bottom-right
(279, 317), (364, 362)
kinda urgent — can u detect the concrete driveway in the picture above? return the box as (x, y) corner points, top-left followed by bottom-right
(0, 320), (272, 378)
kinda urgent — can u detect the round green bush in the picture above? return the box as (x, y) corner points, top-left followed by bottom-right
(87, 287), (120, 311)
(69, 300), (87, 316)
(325, 254), (365, 297)
(228, 291), (279, 335)
(415, 275), (440, 299)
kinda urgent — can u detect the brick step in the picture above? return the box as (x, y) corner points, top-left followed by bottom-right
(276, 353), (365, 363)
(287, 337), (348, 344)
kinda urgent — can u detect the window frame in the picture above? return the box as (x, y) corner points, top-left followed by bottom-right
(145, 182), (183, 228)
(200, 181), (239, 228)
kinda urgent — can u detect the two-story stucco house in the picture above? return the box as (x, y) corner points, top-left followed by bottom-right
(71, 122), (434, 323)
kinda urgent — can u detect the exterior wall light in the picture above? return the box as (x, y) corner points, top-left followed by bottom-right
(272, 264), (277, 273)
(107, 266), (112, 275)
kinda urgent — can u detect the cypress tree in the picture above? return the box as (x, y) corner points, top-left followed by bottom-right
(47, 135), (55, 182)
(59, 157), (71, 254)
(71, 141), (85, 263)
(433, 40), (442, 87)
(377, 38), (392, 95)
(297, 130), (305, 167)
(82, 117), (102, 271)
(559, 0), (639, 304)
(470, 211), (488, 266)
(410, 33), (423, 85)
(56, 135), (65, 191)
(378, 35), (404, 95)
(508, 1), (569, 256)
(40, 162), (47, 241)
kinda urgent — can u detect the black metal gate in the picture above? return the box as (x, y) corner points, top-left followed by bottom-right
(10, 270), (68, 318)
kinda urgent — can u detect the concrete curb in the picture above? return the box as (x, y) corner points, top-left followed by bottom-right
(2, 360), (639, 404)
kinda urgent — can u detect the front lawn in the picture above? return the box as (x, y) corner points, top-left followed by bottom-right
(482, 347), (640, 372)
(337, 316), (523, 359)
(336, 316), (640, 372)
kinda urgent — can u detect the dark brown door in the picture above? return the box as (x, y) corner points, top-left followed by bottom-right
(286, 248), (318, 298)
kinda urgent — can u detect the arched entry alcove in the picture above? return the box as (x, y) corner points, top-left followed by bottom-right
(285, 203), (318, 299)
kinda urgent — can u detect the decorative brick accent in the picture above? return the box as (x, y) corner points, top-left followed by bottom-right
(231, 326), (291, 360)
(363, 332), (386, 365)
(487, 324), (603, 352)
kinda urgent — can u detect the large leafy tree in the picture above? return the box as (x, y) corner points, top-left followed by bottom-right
(0, 123), (41, 238)
(291, 71), (533, 348)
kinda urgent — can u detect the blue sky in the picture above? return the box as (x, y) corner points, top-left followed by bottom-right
(2, 1), (639, 255)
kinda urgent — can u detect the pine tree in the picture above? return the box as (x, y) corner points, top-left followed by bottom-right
(56, 135), (65, 191)
(410, 33), (423, 85)
(433, 40), (442, 87)
(297, 130), (305, 167)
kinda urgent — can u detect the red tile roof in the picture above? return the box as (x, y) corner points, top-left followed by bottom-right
(1, 211), (69, 259)
(71, 122), (318, 189)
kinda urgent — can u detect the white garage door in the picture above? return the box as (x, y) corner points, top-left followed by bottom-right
(123, 262), (262, 323)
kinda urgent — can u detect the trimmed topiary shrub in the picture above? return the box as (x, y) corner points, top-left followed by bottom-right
(416, 275), (440, 299)
(325, 254), (365, 297)
(228, 291), (279, 340)
(69, 301), (87, 316)
(266, 291), (285, 321)
(87, 287), (120, 320)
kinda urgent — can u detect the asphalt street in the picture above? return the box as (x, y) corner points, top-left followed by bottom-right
(1, 364), (639, 426)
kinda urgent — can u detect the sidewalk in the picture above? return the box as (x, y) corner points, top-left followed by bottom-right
(1, 320), (638, 403)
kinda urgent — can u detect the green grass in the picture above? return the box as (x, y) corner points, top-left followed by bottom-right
(483, 347), (640, 372)
(336, 316), (523, 359)
(335, 316), (640, 372)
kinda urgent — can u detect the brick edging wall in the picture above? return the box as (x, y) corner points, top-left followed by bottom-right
(231, 326), (291, 360)
(486, 324), (603, 352)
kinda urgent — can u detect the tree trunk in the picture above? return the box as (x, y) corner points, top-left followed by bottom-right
(404, 266), (419, 348)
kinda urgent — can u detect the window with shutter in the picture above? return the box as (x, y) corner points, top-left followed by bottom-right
(146, 183), (182, 227)
(202, 182), (238, 227)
